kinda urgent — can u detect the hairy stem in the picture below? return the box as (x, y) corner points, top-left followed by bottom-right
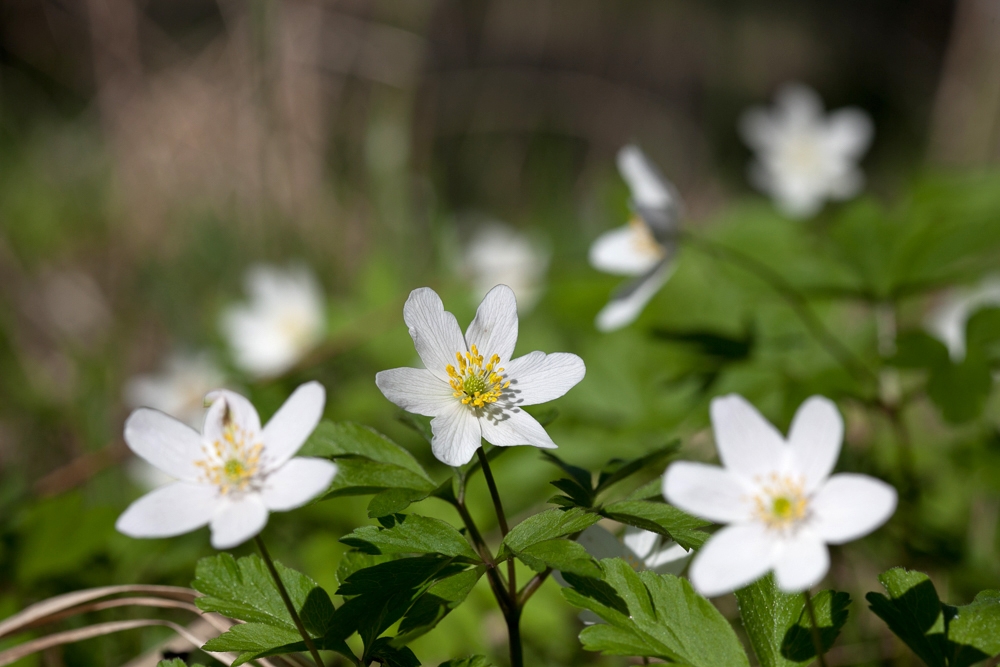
(682, 232), (876, 386)
(255, 537), (325, 667)
(802, 590), (829, 667)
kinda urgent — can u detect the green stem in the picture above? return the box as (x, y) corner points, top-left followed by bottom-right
(255, 537), (325, 667)
(802, 590), (829, 667)
(681, 232), (877, 386)
(506, 607), (523, 667)
(476, 447), (517, 602)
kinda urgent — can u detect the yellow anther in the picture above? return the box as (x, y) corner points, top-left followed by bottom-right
(447, 347), (508, 409)
(195, 420), (263, 494)
(751, 473), (809, 533)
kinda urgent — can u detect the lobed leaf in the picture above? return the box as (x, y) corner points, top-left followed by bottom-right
(499, 508), (601, 558)
(599, 500), (710, 550)
(514, 539), (601, 578)
(340, 513), (480, 561)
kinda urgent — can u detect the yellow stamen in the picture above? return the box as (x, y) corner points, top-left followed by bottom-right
(446, 344), (510, 409)
(751, 473), (809, 532)
(629, 217), (666, 259)
(195, 414), (263, 494)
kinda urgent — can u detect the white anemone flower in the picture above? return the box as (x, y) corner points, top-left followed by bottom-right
(925, 276), (1000, 361)
(740, 83), (873, 219)
(221, 265), (326, 378)
(663, 394), (896, 597)
(375, 285), (585, 466)
(116, 382), (337, 549)
(589, 145), (682, 332)
(462, 223), (550, 314)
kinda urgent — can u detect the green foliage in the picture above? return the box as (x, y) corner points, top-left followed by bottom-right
(515, 538), (601, 578)
(438, 657), (495, 667)
(598, 500), (710, 550)
(892, 332), (993, 423)
(867, 568), (1000, 667)
(156, 661), (205, 667)
(562, 558), (750, 666)
(340, 513), (480, 561)
(498, 508), (601, 558)
(735, 574), (850, 667)
(543, 442), (679, 508)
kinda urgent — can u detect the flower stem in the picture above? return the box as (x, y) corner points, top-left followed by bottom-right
(506, 607), (523, 667)
(681, 232), (876, 386)
(802, 590), (829, 667)
(255, 536), (326, 667)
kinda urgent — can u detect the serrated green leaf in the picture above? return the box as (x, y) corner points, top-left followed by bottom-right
(866, 568), (948, 667)
(599, 500), (710, 550)
(625, 477), (664, 501)
(500, 508), (601, 558)
(340, 514), (479, 561)
(192, 553), (335, 637)
(541, 451), (594, 498)
(947, 590), (1000, 667)
(324, 459), (436, 498)
(438, 657), (495, 667)
(368, 488), (431, 518)
(515, 538), (600, 578)
(201, 622), (300, 655)
(595, 441), (680, 493)
(563, 558), (750, 666)
(549, 477), (594, 508)
(393, 567), (485, 646)
(736, 575), (850, 667)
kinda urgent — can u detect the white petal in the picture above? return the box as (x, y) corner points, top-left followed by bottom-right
(116, 482), (217, 538)
(617, 145), (673, 210)
(595, 261), (674, 332)
(826, 168), (865, 201)
(690, 523), (775, 597)
(577, 525), (628, 560)
(787, 396), (843, 493)
(203, 389), (263, 444)
(645, 542), (692, 575)
(210, 496), (270, 549)
(375, 367), (457, 416)
(772, 533), (829, 593)
(622, 527), (659, 560)
(811, 474), (897, 545)
(261, 381), (326, 469)
(479, 408), (556, 450)
(430, 402), (482, 466)
(124, 409), (206, 482)
(662, 461), (751, 523)
(825, 108), (873, 158)
(501, 352), (585, 407)
(260, 458), (338, 511)
(465, 285), (519, 362)
(588, 225), (662, 277)
(709, 395), (787, 481)
(776, 83), (824, 124)
(403, 287), (467, 382)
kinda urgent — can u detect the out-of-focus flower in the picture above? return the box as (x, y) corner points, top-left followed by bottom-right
(925, 276), (1000, 361)
(220, 265), (326, 378)
(116, 382), (335, 549)
(375, 285), (585, 466)
(589, 145), (681, 332)
(461, 223), (550, 313)
(663, 395), (896, 597)
(125, 352), (226, 429)
(740, 84), (873, 219)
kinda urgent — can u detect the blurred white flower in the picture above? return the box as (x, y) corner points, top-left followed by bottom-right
(125, 352), (226, 429)
(116, 382), (336, 549)
(589, 145), (681, 332)
(925, 276), (1000, 361)
(221, 265), (326, 378)
(740, 83), (873, 219)
(663, 395), (896, 596)
(462, 223), (550, 313)
(375, 285), (585, 466)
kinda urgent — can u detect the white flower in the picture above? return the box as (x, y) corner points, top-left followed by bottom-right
(925, 276), (1000, 361)
(375, 285), (585, 466)
(220, 264), (326, 378)
(663, 394), (896, 597)
(125, 352), (227, 429)
(461, 223), (550, 313)
(740, 84), (873, 219)
(589, 145), (681, 332)
(116, 382), (337, 549)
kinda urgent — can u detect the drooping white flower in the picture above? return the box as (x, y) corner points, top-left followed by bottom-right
(220, 264), (326, 378)
(663, 394), (896, 597)
(925, 276), (1000, 361)
(375, 285), (585, 466)
(740, 84), (873, 219)
(116, 382), (336, 549)
(589, 145), (681, 332)
(461, 223), (550, 314)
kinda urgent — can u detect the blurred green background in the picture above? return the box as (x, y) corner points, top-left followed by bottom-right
(2, 0), (1000, 665)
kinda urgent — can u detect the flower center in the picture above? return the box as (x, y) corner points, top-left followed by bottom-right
(629, 218), (665, 260)
(752, 473), (809, 532)
(782, 135), (824, 176)
(196, 419), (263, 494)
(446, 344), (510, 409)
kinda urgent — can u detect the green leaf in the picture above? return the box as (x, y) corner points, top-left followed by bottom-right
(625, 477), (664, 501)
(393, 566), (485, 645)
(340, 514), (480, 561)
(595, 440), (680, 494)
(736, 575), (851, 667)
(193, 553), (335, 636)
(397, 411), (433, 443)
(948, 590), (1000, 667)
(891, 332), (950, 369)
(563, 558), (750, 666)
(499, 507), (601, 558)
(599, 500), (711, 550)
(541, 451), (595, 505)
(515, 538), (601, 578)
(866, 568), (948, 667)
(367, 488), (432, 518)
(965, 307), (1000, 360)
(926, 353), (993, 424)
(365, 637), (421, 667)
(157, 661), (203, 667)
(438, 657), (495, 667)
